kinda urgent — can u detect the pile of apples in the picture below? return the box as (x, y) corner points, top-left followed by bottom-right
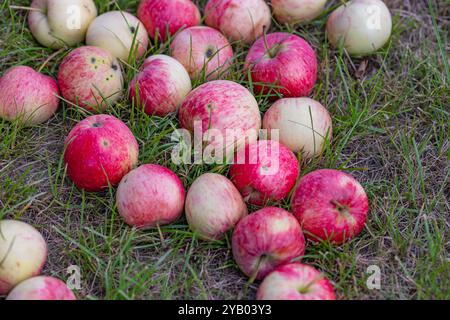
(0, 0), (392, 300)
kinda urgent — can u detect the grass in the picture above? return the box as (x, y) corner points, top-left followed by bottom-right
(0, 0), (449, 300)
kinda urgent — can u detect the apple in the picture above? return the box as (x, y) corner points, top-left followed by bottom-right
(205, 0), (271, 44)
(272, 0), (327, 24)
(185, 173), (248, 240)
(170, 26), (234, 80)
(129, 55), (192, 117)
(263, 97), (332, 159)
(116, 164), (185, 228)
(232, 207), (305, 280)
(0, 220), (47, 295)
(58, 46), (123, 112)
(28, 0), (97, 49)
(245, 32), (318, 99)
(291, 169), (369, 244)
(6, 276), (76, 300)
(256, 263), (336, 300)
(137, 0), (200, 41)
(178, 80), (261, 160)
(86, 11), (149, 61)
(64, 114), (139, 192)
(230, 140), (299, 206)
(0, 66), (59, 126)
(327, 0), (392, 56)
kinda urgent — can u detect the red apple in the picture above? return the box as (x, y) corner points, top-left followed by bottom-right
(0, 66), (59, 126)
(185, 173), (248, 240)
(170, 26), (234, 80)
(263, 97), (332, 158)
(291, 169), (369, 244)
(116, 164), (185, 228)
(272, 0), (327, 24)
(179, 80), (261, 159)
(129, 54), (192, 116)
(230, 140), (299, 206)
(137, 0), (201, 41)
(257, 263), (336, 300)
(64, 114), (139, 192)
(232, 207), (305, 280)
(58, 46), (123, 112)
(6, 276), (76, 300)
(245, 32), (318, 99)
(0, 220), (47, 295)
(205, 0), (271, 44)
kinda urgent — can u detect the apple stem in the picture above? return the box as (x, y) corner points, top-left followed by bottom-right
(37, 48), (65, 73)
(330, 199), (349, 214)
(156, 223), (164, 243)
(298, 273), (324, 294)
(9, 5), (44, 13)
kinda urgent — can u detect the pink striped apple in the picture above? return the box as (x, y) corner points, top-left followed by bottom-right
(64, 114), (139, 192)
(272, 0), (327, 24)
(245, 32), (318, 99)
(137, 0), (200, 41)
(185, 173), (248, 240)
(205, 0), (271, 44)
(230, 140), (299, 206)
(58, 46), (123, 112)
(0, 220), (47, 295)
(291, 169), (369, 244)
(129, 55), (192, 116)
(0, 66), (59, 126)
(232, 207), (306, 280)
(116, 164), (185, 228)
(257, 263), (336, 300)
(170, 26), (234, 80)
(6, 276), (76, 300)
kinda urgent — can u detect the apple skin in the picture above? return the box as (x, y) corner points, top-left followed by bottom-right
(170, 26), (234, 80)
(185, 173), (248, 240)
(86, 11), (149, 61)
(230, 140), (299, 206)
(179, 80), (261, 158)
(232, 207), (306, 280)
(6, 276), (76, 300)
(64, 114), (139, 192)
(326, 0), (392, 56)
(129, 55), (192, 117)
(272, 0), (327, 24)
(116, 164), (185, 228)
(256, 263), (336, 300)
(28, 0), (97, 49)
(263, 97), (332, 159)
(205, 0), (271, 44)
(0, 220), (47, 295)
(291, 169), (369, 244)
(137, 0), (201, 41)
(57, 46), (123, 112)
(0, 66), (59, 126)
(245, 32), (318, 99)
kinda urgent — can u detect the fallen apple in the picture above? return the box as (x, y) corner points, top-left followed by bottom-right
(6, 276), (76, 300)
(170, 26), (234, 80)
(0, 220), (47, 295)
(245, 32), (318, 99)
(129, 54), (192, 117)
(232, 207), (306, 280)
(327, 0), (392, 56)
(263, 97), (332, 159)
(257, 263), (336, 300)
(272, 0), (327, 24)
(64, 114), (139, 192)
(28, 0), (97, 49)
(0, 66), (59, 126)
(185, 173), (248, 240)
(116, 164), (185, 228)
(205, 0), (271, 44)
(58, 46), (124, 112)
(291, 169), (369, 244)
(86, 10), (149, 61)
